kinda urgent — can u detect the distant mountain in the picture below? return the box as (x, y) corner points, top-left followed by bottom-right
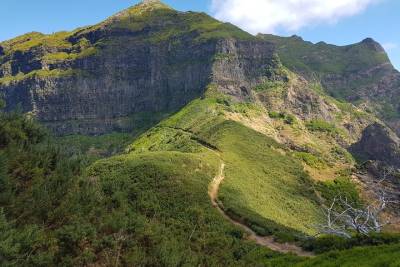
(260, 34), (400, 135)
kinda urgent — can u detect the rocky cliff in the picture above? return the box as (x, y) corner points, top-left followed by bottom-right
(1, 1), (400, 152)
(350, 123), (400, 167)
(260, 34), (400, 136)
(0, 1), (275, 135)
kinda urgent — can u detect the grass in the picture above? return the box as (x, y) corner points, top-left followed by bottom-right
(293, 152), (327, 169)
(269, 111), (297, 125)
(258, 34), (399, 122)
(43, 47), (97, 63)
(298, 243), (400, 267)
(84, 151), (301, 266)
(2, 95), (399, 265)
(253, 80), (286, 93)
(56, 132), (133, 161)
(0, 1), (253, 89)
(211, 121), (322, 238)
(0, 69), (82, 86)
(260, 34), (389, 78)
(306, 119), (341, 135)
(129, 95), (323, 241)
(315, 176), (361, 207)
(1, 31), (72, 54)
(87, 2), (252, 44)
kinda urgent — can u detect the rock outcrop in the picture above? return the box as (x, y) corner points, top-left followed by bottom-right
(1, 1), (399, 142)
(260, 34), (400, 136)
(0, 2), (274, 135)
(350, 123), (400, 167)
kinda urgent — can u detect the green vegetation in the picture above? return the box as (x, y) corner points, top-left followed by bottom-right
(331, 146), (355, 164)
(268, 111), (296, 125)
(299, 243), (400, 266)
(91, 2), (252, 44)
(303, 233), (400, 254)
(0, 101), (307, 266)
(1, 93), (399, 265)
(213, 121), (322, 238)
(56, 133), (133, 161)
(268, 111), (283, 119)
(260, 34), (389, 78)
(306, 119), (340, 134)
(293, 152), (327, 169)
(1, 3), (399, 265)
(130, 96), (322, 241)
(43, 47), (98, 63)
(254, 80), (286, 93)
(316, 176), (361, 208)
(214, 52), (236, 61)
(227, 102), (264, 117)
(254, 55), (289, 94)
(258, 34), (400, 122)
(1, 31), (72, 54)
(0, 69), (82, 86)
(83, 151), (283, 266)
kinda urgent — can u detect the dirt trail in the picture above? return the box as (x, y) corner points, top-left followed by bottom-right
(209, 162), (314, 257)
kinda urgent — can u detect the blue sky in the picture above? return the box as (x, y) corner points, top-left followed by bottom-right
(1, 0), (399, 69)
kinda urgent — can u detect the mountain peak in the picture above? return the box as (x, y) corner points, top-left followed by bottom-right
(136, 0), (172, 10)
(142, 0), (161, 4)
(360, 37), (385, 53)
(101, 0), (173, 27)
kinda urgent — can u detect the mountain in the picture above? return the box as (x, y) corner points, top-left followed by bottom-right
(1, 1), (400, 266)
(0, 0), (272, 135)
(260, 34), (400, 135)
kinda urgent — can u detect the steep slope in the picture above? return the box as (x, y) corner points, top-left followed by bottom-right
(260, 34), (400, 136)
(0, 0), (276, 135)
(128, 96), (323, 237)
(5, 100), (399, 267)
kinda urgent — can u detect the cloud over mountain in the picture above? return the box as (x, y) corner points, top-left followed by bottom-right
(211, 0), (378, 34)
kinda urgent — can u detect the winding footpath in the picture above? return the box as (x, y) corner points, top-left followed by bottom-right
(209, 162), (314, 257)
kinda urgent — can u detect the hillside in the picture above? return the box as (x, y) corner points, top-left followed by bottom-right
(1, 0), (400, 266)
(0, 0), (264, 135)
(260, 34), (400, 136)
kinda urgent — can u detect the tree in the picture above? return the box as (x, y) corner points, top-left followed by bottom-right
(318, 169), (399, 238)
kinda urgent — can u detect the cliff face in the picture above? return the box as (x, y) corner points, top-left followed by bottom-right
(0, 1), (398, 143)
(260, 34), (400, 136)
(0, 2), (274, 135)
(350, 123), (400, 167)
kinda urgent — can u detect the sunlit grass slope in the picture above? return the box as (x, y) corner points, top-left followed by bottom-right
(87, 151), (301, 266)
(129, 95), (323, 240)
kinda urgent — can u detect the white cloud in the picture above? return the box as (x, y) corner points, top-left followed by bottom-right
(382, 42), (398, 51)
(211, 0), (379, 34)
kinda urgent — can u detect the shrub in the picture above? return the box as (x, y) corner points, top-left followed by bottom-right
(302, 233), (400, 254)
(315, 176), (361, 213)
(284, 114), (296, 125)
(268, 111), (296, 124)
(268, 111), (283, 119)
(306, 119), (338, 134)
(293, 152), (326, 169)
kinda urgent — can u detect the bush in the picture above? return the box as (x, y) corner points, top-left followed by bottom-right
(284, 114), (296, 125)
(306, 119), (338, 133)
(268, 111), (283, 119)
(293, 152), (326, 169)
(316, 177), (360, 207)
(302, 233), (400, 254)
(268, 111), (296, 124)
